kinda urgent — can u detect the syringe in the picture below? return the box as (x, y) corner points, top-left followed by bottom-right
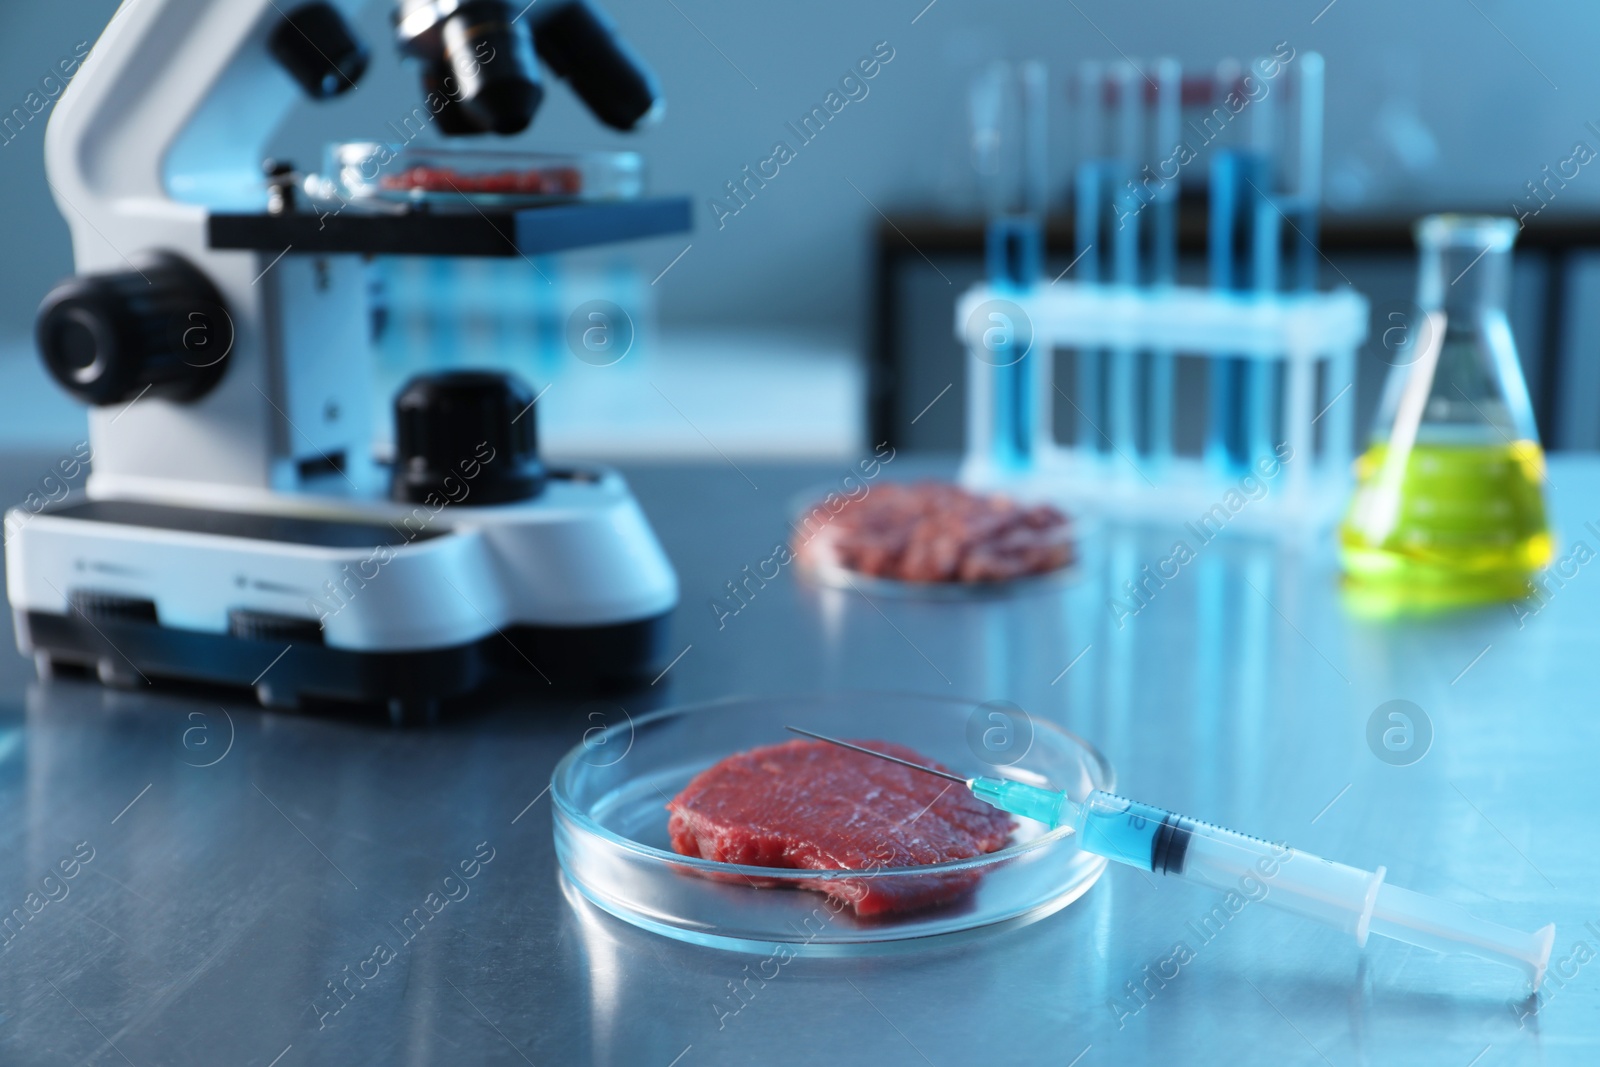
(787, 727), (1554, 989)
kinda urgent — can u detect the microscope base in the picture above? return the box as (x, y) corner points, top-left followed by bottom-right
(18, 608), (670, 723)
(5, 469), (680, 718)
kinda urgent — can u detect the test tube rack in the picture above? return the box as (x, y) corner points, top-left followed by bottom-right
(955, 283), (1368, 533)
(955, 52), (1364, 534)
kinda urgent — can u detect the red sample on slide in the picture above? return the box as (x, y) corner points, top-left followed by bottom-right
(378, 164), (583, 197)
(666, 738), (1014, 916)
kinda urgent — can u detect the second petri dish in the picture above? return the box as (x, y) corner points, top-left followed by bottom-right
(786, 480), (1082, 600)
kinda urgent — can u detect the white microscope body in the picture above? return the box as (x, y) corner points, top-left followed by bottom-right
(5, 0), (688, 718)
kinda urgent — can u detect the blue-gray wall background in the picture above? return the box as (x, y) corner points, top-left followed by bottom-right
(0, 0), (1594, 345)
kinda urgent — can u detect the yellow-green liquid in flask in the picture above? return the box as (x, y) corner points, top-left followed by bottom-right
(1339, 440), (1552, 608)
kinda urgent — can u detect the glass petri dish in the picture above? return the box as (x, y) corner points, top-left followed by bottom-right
(785, 483), (1082, 600)
(796, 551), (1079, 600)
(552, 692), (1112, 954)
(314, 142), (643, 208)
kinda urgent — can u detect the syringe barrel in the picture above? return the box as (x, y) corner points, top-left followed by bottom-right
(1075, 792), (1381, 937)
(1174, 828), (1385, 942)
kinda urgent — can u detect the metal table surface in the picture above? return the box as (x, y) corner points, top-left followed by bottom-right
(0, 451), (1595, 1067)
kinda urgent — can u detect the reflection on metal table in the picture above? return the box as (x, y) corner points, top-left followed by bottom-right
(0, 452), (1594, 1066)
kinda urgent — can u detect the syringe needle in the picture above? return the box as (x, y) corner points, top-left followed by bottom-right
(782, 727), (970, 785)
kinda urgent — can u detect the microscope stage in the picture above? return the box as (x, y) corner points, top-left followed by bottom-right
(209, 196), (692, 257)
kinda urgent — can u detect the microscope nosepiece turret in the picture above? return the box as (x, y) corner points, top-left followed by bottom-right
(396, 0), (544, 135)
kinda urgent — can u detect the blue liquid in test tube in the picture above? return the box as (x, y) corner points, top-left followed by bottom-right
(1073, 160), (1105, 457)
(1207, 149), (1271, 471)
(985, 216), (1043, 473)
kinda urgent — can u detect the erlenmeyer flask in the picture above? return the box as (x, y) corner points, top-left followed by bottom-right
(1339, 215), (1551, 609)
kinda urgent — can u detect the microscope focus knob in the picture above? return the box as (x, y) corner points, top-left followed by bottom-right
(36, 254), (233, 407)
(392, 370), (547, 505)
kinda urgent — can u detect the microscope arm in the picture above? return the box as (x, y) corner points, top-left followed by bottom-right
(48, 0), (369, 263)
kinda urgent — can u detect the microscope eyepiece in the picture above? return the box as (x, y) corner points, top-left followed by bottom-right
(397, 0), (544, 136)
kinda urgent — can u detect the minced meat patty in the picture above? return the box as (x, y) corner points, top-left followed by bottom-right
(796, 481), (1074, 582)
(666, 739), (1014, 916)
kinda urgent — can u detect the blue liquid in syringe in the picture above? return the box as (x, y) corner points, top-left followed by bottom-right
(1074, 793), (1190, 874)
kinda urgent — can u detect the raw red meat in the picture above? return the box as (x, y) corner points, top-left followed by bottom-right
(794, 481), (1074, 583)
(377, 164), (583, 197)
(666, 739), (1013, 917)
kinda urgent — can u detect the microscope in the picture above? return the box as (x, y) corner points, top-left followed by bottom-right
(5, 0), (690, 720)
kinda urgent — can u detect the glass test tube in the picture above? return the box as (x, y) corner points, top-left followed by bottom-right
(972, 60), (1048, 474)
(1108, 62), (1143, 467)
(1146, 58), (1181, 468)
(1245, 58), (1281, 466)
(1073, 62), (1106, 459)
